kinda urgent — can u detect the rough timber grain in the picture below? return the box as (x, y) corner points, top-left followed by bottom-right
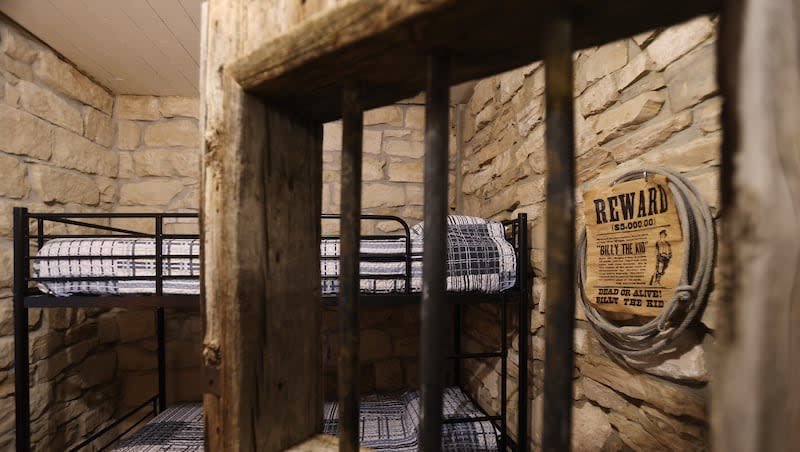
(228, 0), (719, 122)
(202, 1), (323, 450)
(714, 0), (800, 450)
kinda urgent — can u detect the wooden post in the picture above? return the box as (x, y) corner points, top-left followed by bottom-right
(202, 1), (323, 450)
(715, 0), (800, 450)
(541, 10), (576, 452)
(338, 84), (363, 452)
(419, 49), (450, 452)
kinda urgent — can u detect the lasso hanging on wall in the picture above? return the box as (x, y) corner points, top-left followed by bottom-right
(577, 168), (715, 358)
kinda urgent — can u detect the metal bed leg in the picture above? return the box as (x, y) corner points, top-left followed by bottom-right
(541, 12), (577, 452)
(156, 307), (167, 413)
(500, 296), (508, 451)
(419, 48), (450, 452)
(13, 207), (31, 452)
(454, 304), (461, 387)
(338, 82), (363, 452)
(517, 213), (529, 452)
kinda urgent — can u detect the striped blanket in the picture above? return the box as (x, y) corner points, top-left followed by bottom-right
(112, 387), (498, 451)
(35, 216), (516, 297)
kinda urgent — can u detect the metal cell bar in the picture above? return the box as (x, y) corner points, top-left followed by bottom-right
(338, 82), (363, 452)
(518, 213), (530, 452)
(13, 207), (30, 452)
(453, 303), (462, 386)
(419, 48), (450, 452)
(155, 216), (167, 413)
(500, 295), (508, 451)
(541, 12), (577, 452)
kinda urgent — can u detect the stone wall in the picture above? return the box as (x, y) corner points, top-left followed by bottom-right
(320, 98), (457, 398)
(458, 16), (720, 451)
(0, 16), (203, 449)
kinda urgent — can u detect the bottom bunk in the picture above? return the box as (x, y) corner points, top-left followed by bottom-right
(112, 387), (501, 451)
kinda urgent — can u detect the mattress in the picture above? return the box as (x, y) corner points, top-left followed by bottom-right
(113, 404), (203, 451)
(112, 387), (498, 451)
(34, 216), (516, 297)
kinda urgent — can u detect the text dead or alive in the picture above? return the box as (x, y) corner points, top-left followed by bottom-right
(595, 287), (665, 308)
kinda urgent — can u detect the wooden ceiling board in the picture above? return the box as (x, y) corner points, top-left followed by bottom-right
(0, 0), (202, 96)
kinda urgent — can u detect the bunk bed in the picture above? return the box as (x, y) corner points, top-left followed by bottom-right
(12, 208), (200, 452)
(13, 208), (529, 451)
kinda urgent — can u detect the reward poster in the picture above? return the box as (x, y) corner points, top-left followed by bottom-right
(583, 175), (684, 316)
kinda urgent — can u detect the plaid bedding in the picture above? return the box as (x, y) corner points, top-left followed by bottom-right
(323, 387), (498, 451)
(35, 216), (516, 297)
(113, 404), (203, 451)
(111, 387), (497, 451)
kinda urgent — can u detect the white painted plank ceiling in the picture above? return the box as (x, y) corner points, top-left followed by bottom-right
(0, 0), (203, 96)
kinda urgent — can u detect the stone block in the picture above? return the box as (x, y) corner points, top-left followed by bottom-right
(30, 166), (100, 205)
(475, 104), (497, 130)
(646, 16), (715, 71)
(118, 345), (157, 371)
(698, 97), (721, 133)
(593, 91), (665, 144)
(499, 67), (526, 104)
(4, 81), (19, 107)
(119, 180), (185, 206)
(83, 107), (114, 147)
(322, 121), (341, 151)
(615, 50), (652, 91)
(79, 351), (116, 388)
(469, 77), (496, 114)
(576, 41), (628, 93)
(97, 176), (116, 205)
(513, 94), (544, 138)
(578, 76), (618, 117)
(386, 160), (423, 183)
(571, 401), (613, 452)
(639, 134), (720, 171)
(363, 129), (382, 153)
(576, 353), (706, 420)
(133, 148), (200, 177)
(607, 110), (693, 162)
(116, 120), (141, 150)
(360, 329), (392, 361)
(97, 314), (119, 344)
(364, 106), (402, 126)
(404, 106), (425, 129)
(633, 30), (657, 47)
(664, 44), (718, 112)
(1, 27), (37, 63)
(159, 96), (199, 118)
(362, 155), (384, 181)
(0, 53), (32, 80)
(116, 310), (155, 342)
(33, 52), (113, 113)
(0, 152), (29, 199)
(114, 95), (159, 121)
(383, 139), (424, 158)
(18, 80), (83, 134)
(52, 128), (119, 176)
(374, 359), (403, 392)
(143, 119), (199, 147)
(64, 320), (98, 345)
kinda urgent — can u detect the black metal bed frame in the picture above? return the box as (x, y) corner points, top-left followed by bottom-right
(12, 207), (200, 452)
(13, 208), (529, 451)
(321, 213), (531, 451)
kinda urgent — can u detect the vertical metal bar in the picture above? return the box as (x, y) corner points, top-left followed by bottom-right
(453, 304), (462, 387)
(155, 216), (166, 413)
(517, 213), (530, 452)
(419, 48), (450, 452)
(500, 295), (508, 451)
(542, 11), (576, 452)
(36, 218), (44, 250)
(338, 82), (363, 452)
(13, 207), (30, 452)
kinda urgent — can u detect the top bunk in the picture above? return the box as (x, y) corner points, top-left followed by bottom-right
(226, 0), (720, 122)
(14, 209), (528, 309)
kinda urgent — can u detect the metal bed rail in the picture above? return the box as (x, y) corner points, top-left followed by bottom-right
(12, 208), (200, 452)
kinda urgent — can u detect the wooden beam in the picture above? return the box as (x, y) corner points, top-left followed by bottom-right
(202, 1), (323, 450)
(228, 0), (720, 122)
(714, 0), (800, 450)
(541, 9), (576, 452)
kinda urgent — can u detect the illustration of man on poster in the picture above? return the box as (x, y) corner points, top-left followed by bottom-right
(650, 229), (672, 286)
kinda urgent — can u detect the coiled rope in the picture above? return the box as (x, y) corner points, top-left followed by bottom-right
(577, 168), (715, 357)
